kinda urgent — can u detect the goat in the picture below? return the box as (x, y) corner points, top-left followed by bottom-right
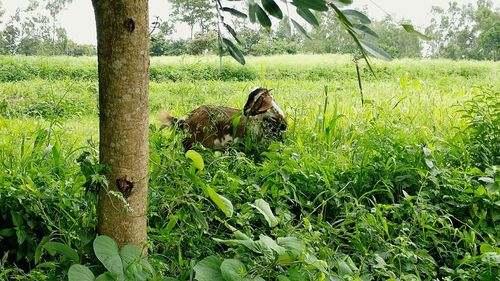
(158, 87), (287, 150)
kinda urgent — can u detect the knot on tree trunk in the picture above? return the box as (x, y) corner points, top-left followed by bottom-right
(124, 18), (135, 33)
(116, 176), (134, 198)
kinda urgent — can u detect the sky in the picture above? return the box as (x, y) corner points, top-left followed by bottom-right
(0, 0), (484, 45)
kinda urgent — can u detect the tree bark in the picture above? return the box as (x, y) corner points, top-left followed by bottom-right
(91, 0), (149, 251)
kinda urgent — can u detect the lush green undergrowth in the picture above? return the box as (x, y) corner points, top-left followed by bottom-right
(0, 56), (499, 281)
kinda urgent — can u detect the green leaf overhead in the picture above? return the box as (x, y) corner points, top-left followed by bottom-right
(296, 8), (319, 27)
(222, 38), (246, 65)
(224, 23), (242, 44)
(342, 9), (371, 24)
(291, 0), (328, 11)
(334, 0), (353, 4)
(360, 39), (392, 60)
(352, 23), (379, 39)
(402, 24), (432, 40)
(255, 4), (272, 31)
(248, 2), (257, 23)
(291, 19), (311, 39)
(221, 7), (247, 18)
(262, 0), (283, 19)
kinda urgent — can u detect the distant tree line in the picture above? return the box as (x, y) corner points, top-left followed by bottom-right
(0, 0), (96, 56)
(0, 0), (497, 60)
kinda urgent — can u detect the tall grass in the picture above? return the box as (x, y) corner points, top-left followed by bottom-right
(1, 54), (498, 83)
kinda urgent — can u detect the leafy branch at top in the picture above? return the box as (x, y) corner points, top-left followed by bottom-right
(213, 0), (430, 73)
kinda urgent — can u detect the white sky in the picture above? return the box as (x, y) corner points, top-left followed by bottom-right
(0, 0), (486, 45)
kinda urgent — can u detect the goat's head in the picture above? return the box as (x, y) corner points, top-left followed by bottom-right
(244, 88), (285, 119)
(243, 87), (287, 140)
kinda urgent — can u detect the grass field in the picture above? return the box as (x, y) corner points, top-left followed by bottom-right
(0, 55), (499, 280)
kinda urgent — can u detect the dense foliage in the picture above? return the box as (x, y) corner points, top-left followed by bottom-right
(0, 55), (499, 280)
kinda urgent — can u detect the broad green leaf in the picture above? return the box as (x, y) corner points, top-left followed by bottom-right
(194, 256), (223, 281)
(35, 236), (50, 264)
(342, 9), (371, 24)
(277, 252), (296, 265)
(185, 150), (204, 171)
(258, 235), (286, 255)
(95, 272), (116, 281)
(291, 19), (311, 39)
(16, 229), (26, 245)
(360, 40), (392, 61)
(206, 186), (233, 218)
(120, 244), (141, 269)
(304, 254), (328, 274)
(11, 211), (22, 226)
(212, 238), (257, 252)
(277, 275), (291, 281)
(162, 214), (179, 235)
(402, 24), (432, 40)
(43, 241), (79, 263)
(296, 8), (319, 27)
(221, 7), (247, 18)
(0, 228), (14, 237)
(337, 259), (354, 276)
(222, 38), (246, 65)
(277, 237), (305, 257)
(255, 4), (272, 31)
(480, 243), (497, 254)
(220, 259), (247, 281)
(262, 0), (283, 19)
(233, 230), (252, 241)
(93, 235), (124, 278)
(251, 199), (279, 227)
(292, 0), (328, 11)
(68, 264), (95, 281)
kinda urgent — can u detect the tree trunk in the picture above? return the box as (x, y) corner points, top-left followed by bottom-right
(91, 0), (149, 251)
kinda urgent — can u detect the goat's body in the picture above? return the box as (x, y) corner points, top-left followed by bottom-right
(179, 105), (246, 149)
(161, 87), (287, 150)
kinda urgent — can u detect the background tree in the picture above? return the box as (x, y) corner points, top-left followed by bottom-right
(169, 0), (216, 39)
(0, 0), (95, 55)
(371, 17), (422, 58)
(425, 0), (499, 60)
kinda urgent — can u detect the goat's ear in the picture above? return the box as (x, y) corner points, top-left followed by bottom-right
(244, 91), (273, 116)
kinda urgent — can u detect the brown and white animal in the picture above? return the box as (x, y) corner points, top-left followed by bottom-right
(158, 87), (287, 150)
